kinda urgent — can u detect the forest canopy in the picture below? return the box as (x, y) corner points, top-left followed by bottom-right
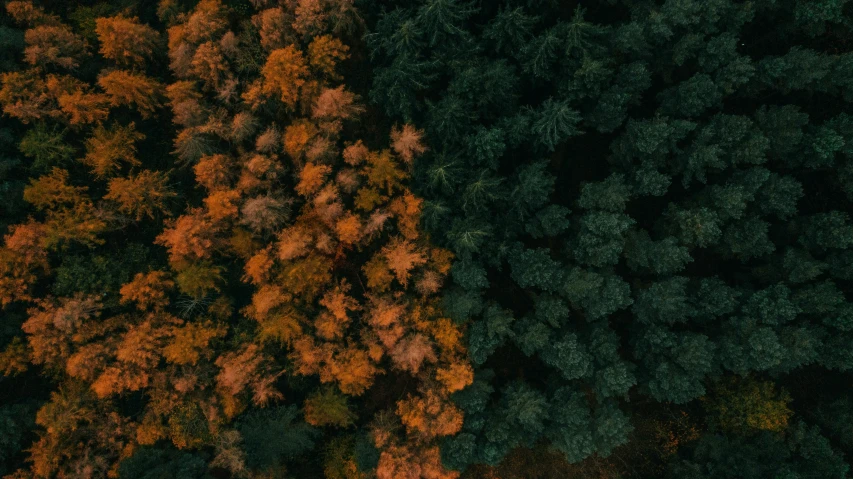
(0, 0), (852, 478)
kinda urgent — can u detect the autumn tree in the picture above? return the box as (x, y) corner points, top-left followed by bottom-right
(258, 45), (308, 108)
(83, 122), (144, 178)
(120, 271), (174, 311)
(56, 89), (110, 125)
(95, 15), (159, 67)
(391, 124), (427, 165)
(0, 222), (49, 305)
(98, 70), (163, 118)
(104, 170), (175, 221)
(22, 24), (86, 69)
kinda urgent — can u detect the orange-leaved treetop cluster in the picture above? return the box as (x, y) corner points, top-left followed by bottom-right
(158, 1), (472, 477)
(0, 0), (471, 478)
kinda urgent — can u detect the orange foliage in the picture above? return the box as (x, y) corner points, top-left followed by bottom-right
(155, 208), (217, 265)
(255, 7), (292, 51)
(313, 85), (364, 120)
(435, 362), (475, 393)
(104, 170), (175, 221)
(312, 185), (345, 229)
(335, 212), (362, 244)
(0, 222), (49, 306)
(376, 446), (421, 479)
(204, 189), (241, 221)
(375, 444), (460, 479)
(320, 282), (359, 321)
(23, 168), (88, 210)
(308, 35), (349, 79)
(293, 0), (326, 36)
(390, 334), (436, 374)
(383, 238), (427, 287)
(215, 344), (283, 406)
(95, 16), (159, 67)
(284, 119), (318, 161)
(176, 0), (228, 46)
(363, 255), (394, 293)
(23, 25), (86, 69)
(343, 140), (368, 165)
(314, 312), (345, 340)
(430, 248), (454, 275)
(328, 347), (377, 395)
(247, 284), (287, 322)
(191, 41), (230, 88)
(296, 162), (332, 197)
(81, 320), (173, 397)
(390, 192), (424, 240)
(0, 3), (474, 478)
(194, 154), (233, 191)
(243, 248), (274, 285)
(98, 70), (163, 118)
(44, 72), (83, 99)
(164, 321), (227, 365)
(29, 385), (132, 478)
(57, 90), (110, 125)
(149, 5), (472, 477)
(119, 271), (174, 311)
(83, 122), (145, 178)
(258, 308), (305, 345)
(365, 149), (407, 194)
(243, 154), (280, 183)
(277, 224), (314, 261)
(429, 318), (463, 353)
(166, 80), (205, 126)
(391, 124), (428, 164)
(416, 271), (443, 296)
(19, 166), (112, 249)
(0, 70), (52, 122)
(41, 203), (108, 248)
(367, 296), (405, 330)
(22, 295), (101, 367)
(6, 1), (58, 25)
(0, 336), (29, 377)
(367, 296), (406, 349)
(260, 45), (308, 108)
(397, 389), (464, 439)
(291, 336), (327, 377)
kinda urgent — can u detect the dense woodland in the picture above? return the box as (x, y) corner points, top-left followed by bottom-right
(0, 0), (852, 478)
